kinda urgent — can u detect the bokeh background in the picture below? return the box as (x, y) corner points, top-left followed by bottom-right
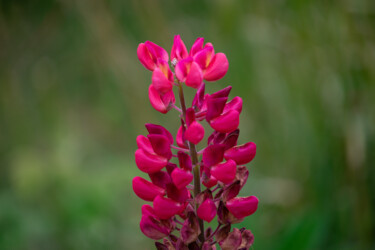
(1, 0), (374, 249)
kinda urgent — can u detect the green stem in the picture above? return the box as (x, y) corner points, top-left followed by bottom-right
(177, 81), (205, 246)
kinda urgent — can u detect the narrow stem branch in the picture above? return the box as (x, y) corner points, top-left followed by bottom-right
(177, 80), (205, 246)
(170, 145), (189, 152)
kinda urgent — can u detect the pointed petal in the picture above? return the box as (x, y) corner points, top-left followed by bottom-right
(171, 168), (193, 189)
(185, 107), (196, 126)
(145, 41), (169, 62)
(211, 159), (237, 184)
(224, 142), (256, 165)
(210, 86), (232, 99)
(171, 35), (188, 61)
(185, 121), (205, 145)
(197, 198), (217, 222)
(205, 97), (228, 121)
(154, 195), (184, 219)
(222, 129), (239, 151)
(204, 53), (229, 81)
(148, 134), (172, 160)
(176, 125), (188, 149)
(202, 144), (225, 167)
(135, 149), (168, 173)
(190, 37), (204, 56)
(226, 196), (259, 219)
(137, 43), (156, 71)
(132, 176), (165, 201)
(192, 83), (206, 110)
(210, 110), (239, 133)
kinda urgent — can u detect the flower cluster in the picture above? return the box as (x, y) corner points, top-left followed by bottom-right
(133, 35), (259, 249)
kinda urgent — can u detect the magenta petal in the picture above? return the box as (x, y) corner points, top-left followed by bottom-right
(137, 43), (155, 71)
(136, 135), (154, 154)
(148, 134), (172, 160)
(175, 57), (192, 82)
(148, 85), (174, 114)
(197, 198), (217, 222)
(178, 151), (192, 171)
(210, 109), (239, 133)
(192, 83), (206, 110)
(224, 142), (256, 165)
(204, 53), (229, 81)
(224, 96), (243, 114)
(171, 168), (193, 189)
(152, 67), (173, 95)
(206, 97), (228, 121)
(211, 86), (232, 99)
(149, 171), (172, 189)
(132, 176), (165, 201)
(226, 196), (259, 219)
(135, 149), (168, 174)
(166, 183), (190, 203)
(176, 125), (188, 149)
(185, 121), (205, 145)
(145, 123), (174, 144)
(185, 107), (196, 126)
(222, 129), (239, 151)
(145, 41), (169, 62)
(211, 159), (237, 184)
(185, 61), (203, 88)
(171, 35), (188, 61)
(190, 37), (204, 56)
(153, 195), (184, 219)
(202, 175), (218, 188)
(140, 205), (171, 240)
(202, 144), (225, 167)
(194, 46), (214, 70)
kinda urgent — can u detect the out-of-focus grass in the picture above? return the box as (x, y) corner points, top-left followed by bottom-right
(0, 0), (374, 249)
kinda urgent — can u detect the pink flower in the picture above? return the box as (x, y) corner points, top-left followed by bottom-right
(175, 57), (203, 88)
(137, 41), (169, 71)
(148, 84), (175, 114)
(153, 195), (185, 219)
(132, 176), (165, 201)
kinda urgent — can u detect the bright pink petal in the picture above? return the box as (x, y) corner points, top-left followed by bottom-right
(137, 43), (155, 71)
(190, 37), (204, 56)
(175, 57), (192, 82)
(152, 67), (173, 95)
(176, 125), (188, 149)
(222, 129), (239, 151)
(171, 168), (193, 189)
(224, 142), (256, 165)
(192, 83), (206, 110)
(148, 85), (174, 114)
(135, 148), (168, 173)
(211, 86), (232, 99)
(185, 61), (203, 88)
(185, 121), (205, 145)
(202, 175), (218, 188)
(226, 196), (259, 219)
(171, 35), (188, 61)
(153, 195), (184, 219)
(136, 135), (154, 154)
(211, 159), (237, 184)
(197, 198), (217, 222)
(145, 41), (169, 62)
(210, 110), (239, 133)
(223, 96), (243, 114)
(194, 46), (214, 71)
(132, 176), (165, 201)
(204, 53), (229, 81)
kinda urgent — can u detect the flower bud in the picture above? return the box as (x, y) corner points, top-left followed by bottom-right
(171, 35), (188, 62)
(137, 41), (169, 71)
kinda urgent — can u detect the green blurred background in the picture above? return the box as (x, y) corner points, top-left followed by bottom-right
(1, 0), (374, 249)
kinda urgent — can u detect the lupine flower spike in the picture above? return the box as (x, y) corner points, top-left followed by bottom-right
(134, 35), (258, 249)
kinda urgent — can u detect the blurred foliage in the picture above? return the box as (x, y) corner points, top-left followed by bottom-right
(1, 0), (375, 249)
